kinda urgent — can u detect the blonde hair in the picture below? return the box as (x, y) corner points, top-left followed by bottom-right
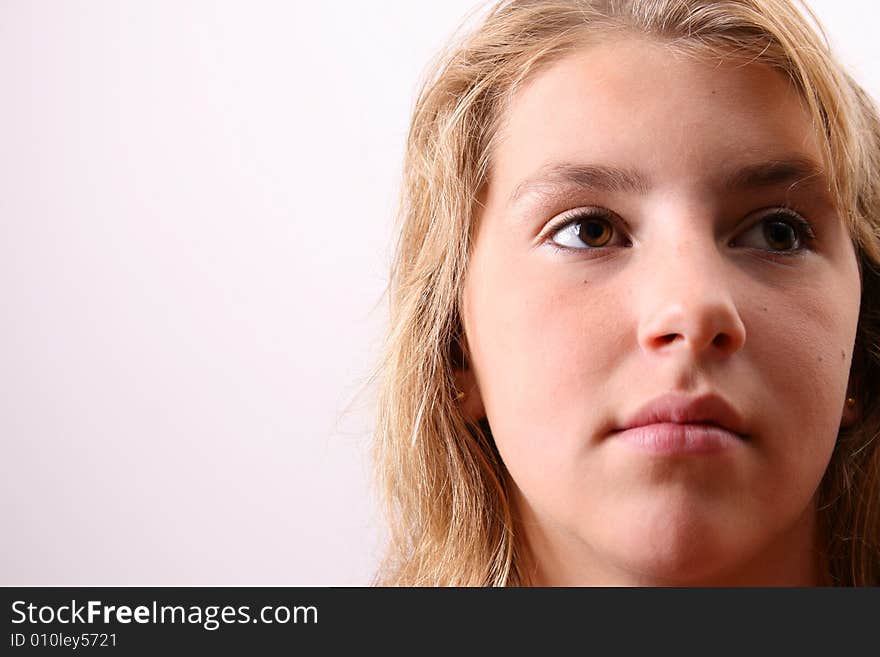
(373, 0), (880, 586)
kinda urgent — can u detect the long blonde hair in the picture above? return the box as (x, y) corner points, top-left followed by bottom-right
(373, 0), (880, 585)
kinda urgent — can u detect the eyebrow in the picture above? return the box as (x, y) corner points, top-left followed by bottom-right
(510, 163), (649, 203)
(508, 155), (826, 206)
(722, 156), (825, 190)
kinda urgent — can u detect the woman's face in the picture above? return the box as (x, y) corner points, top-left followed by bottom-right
(461, 39), (862, 585)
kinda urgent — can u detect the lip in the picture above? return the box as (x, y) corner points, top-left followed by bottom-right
(611, 392), (749, 455)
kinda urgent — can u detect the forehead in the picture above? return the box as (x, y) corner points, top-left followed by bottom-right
(490, 38), (823, 195)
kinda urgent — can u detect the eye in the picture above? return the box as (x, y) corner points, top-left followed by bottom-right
(733, 208), (816, 253)
(548, 208), (629, 251)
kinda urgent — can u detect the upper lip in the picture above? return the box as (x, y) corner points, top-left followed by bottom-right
(617, 392), (749, 438)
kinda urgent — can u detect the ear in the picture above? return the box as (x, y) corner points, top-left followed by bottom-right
(840, 394), (860, 429)
(841, 350), (866, 429)
(840, 370), (862, 429)
(450, 331), (486, 423)
(454, 362), (486, 423)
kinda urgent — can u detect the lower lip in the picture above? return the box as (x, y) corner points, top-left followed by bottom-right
(612, 423), (745, 455)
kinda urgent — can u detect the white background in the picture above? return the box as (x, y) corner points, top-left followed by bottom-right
(2, 0), (878, 586)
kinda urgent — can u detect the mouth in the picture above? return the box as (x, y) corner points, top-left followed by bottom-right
(611, 421), (745, 455)
(611, 393), (749, 456)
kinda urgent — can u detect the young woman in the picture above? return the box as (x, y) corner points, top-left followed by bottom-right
(373, 0), (880, 585)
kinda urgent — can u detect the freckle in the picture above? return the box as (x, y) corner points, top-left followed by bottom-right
(842, 349), (846, 361)
(818, 355), (823, 362)
(761, 306), (768, 312)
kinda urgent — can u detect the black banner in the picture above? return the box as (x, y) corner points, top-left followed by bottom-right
(2, 587), (876, 654)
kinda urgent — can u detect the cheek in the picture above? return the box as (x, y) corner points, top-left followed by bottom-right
(464, 253), (627, 469)
(464, 254), (860, 468)
(744, 272), (860, 483)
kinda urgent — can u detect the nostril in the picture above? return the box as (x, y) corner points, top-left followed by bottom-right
(652, 332), (733, 350)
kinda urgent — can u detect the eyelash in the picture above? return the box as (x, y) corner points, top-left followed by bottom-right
(544, 205), (818, 257)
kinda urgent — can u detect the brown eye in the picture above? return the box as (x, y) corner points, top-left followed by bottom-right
(762, 220), (798, 251)
(733, 208), (815, 254)
(579, 219), (614, 247)
(549, 209), (625, 251)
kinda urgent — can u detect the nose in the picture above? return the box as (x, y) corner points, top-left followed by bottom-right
(635, 240), (746, 360)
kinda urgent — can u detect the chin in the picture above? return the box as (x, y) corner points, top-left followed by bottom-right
(593, 502), (760, 586)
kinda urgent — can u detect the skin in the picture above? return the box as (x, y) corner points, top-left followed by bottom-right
(457, 39), (862, 585)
